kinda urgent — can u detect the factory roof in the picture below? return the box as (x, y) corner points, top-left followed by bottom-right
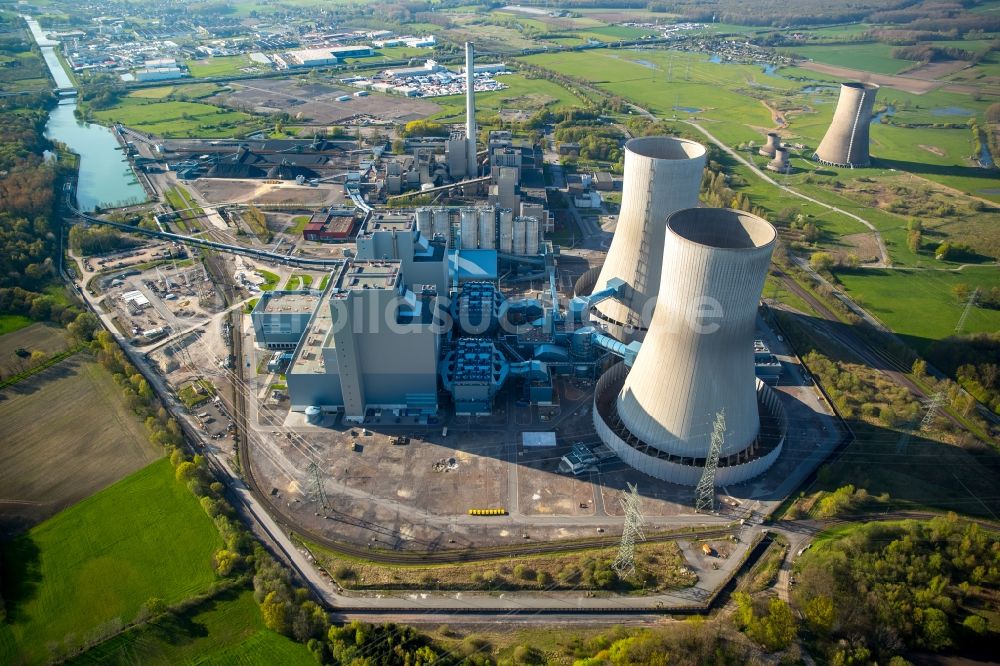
(287, 267), (341, 376)
(366, 212), (414, 232)
(449, 249), (498, 282)
(337, 262), (399, 293)
(258, 290), (321, 314)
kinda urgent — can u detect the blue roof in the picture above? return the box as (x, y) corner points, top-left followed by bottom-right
(449, 249), (498, 282)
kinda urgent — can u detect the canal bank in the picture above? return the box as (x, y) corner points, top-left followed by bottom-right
(23, 15), (147, 211)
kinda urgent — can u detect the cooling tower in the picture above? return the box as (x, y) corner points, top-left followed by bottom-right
(590, 136), (706, 342)
(767, 147), (791, 173)
(593, 208), (787, 486)
(814, 82), (879, 168)
(759, 132), (780, 157)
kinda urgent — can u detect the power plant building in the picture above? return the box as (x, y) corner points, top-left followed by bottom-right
(593, 208), (787, 485)
(814, 82), (879, 168)
(250, 290), (323, 350)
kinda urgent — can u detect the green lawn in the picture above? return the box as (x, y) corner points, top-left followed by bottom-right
(258, 270), (280, 291)
(67, 589), (314, 666)
(186, 55), (265, 78)
(0, 459), (223, 665)
(0, 314), (34, 336)
(429, 73), (592, 122)
(91, 96), (260, 138)
(789, 43), (918, 75)
(834, 266), (1000, 351)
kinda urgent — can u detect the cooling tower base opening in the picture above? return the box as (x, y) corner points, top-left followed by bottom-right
(593, 363), (787, 486)
(812, 154), (870, 169)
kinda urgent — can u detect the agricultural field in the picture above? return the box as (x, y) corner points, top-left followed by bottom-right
(90, 96), (262, 138)
(68, 590), (314, 665)
(0, 459), (223, 665)
(0, 325), (160, 530)
(788, 43), (918, 75)
(0, 314), (33, 336)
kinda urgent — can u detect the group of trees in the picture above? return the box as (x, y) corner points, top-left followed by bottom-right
(791, 515), (998, 661)
(68, 225), (140, 256)
(733, 592), (797, 651)
(927, 331), (1000, 415)
(892, 44), (974, 62)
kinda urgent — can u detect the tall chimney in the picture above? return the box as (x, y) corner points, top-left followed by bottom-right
(465, 42), (477, 178)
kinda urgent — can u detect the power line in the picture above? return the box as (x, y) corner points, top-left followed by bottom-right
(694, 410), (726, 513)
(955, 287), (980, 334)
(612, 482), (645, 579)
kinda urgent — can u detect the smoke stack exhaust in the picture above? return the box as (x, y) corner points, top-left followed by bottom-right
(465, 42), (477, 178)
(814, 82), (879, 168)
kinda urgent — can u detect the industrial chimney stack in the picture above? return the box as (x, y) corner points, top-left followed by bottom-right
(465, 42), (477, 178)
(814, 82), (879, 168)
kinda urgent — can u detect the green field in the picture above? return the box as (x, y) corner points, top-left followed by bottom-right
(430, 72), (592, 122)
(0, 459), (223, 664)
(789, 43), (918, 75)
(68, 589), (314, 665)
(187, 55), (266, 78)
(834, 266), (1000, 349)
(0, 314), (33, 335)
(91, 96), (261, 138)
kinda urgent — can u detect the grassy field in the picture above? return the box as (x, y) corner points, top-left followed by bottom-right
(788, 43), (918, 75)
(91, 96), (260, 138)
(429, 73), (592, 122)
(0, 458), (223, 664)
(833, 266), (1000, 349)
(0, 314), (34, 336)
(186, 55), (266, 79)
(68, 589), (314, 665)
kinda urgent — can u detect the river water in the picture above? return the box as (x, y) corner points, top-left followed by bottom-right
(24, 16), (146, 211)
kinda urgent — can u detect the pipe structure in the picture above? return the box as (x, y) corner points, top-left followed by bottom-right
(590, 136), (706, 342)
(465, 42), (477, 178)
(595, 208), (785, 486)
(814, 82), (879, 168)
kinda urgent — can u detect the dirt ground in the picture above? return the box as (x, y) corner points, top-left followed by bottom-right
(0, 355), (161, 532)
(902, 59), (972, 81)
(189, 178), (347, 207)
(796, 61), (940, 95)
(839, 232), (883, 264)
(213, 79), (440, 124)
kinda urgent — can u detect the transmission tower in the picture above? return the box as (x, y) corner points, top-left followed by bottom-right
(308, 461), (328, 509)
(694, 410), (726, 513)
(895, 391), (945, 454)
(612, 483), (645, 579)
(955, 287), (980, 334)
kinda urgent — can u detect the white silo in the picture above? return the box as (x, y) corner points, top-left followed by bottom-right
(499, 208), (514, 253)
(432, 207), (450, 240)
(478, 207), (495, 249)
(525, 216), (540, 256)
(512, 216), (527, 255)
(590, 136), (706, 342)
(594, 208), (784, 486)
(460, 207), (478, 249)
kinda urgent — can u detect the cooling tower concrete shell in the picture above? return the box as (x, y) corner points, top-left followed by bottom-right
(596, 208), (783, 485)
(767, 147), (791, 173)
(759, 132), (780, 157)
(591, 137), (706, 342)
(814, 82), (879, 168)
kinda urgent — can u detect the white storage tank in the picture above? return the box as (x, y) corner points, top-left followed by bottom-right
(415, 207), (431, 235)
(305, 405), (322, 424)
(525, 216), (540, 256)
(432, 207), (450, 240)
(499, 208), (513, 253)
(460, 207), (478, 249)
(478, 207), (495, 249)
(512, 216), (527, 255)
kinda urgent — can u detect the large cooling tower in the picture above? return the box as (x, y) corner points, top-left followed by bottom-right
(590, 137), (706, 342)
(593, 208), (787, 486)
(814, 82), (879, 168)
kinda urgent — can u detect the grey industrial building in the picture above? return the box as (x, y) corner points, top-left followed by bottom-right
(251, 290), (323, 349)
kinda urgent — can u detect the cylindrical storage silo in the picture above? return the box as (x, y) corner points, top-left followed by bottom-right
(305, 405), (322, 424)
(499, 208), (514, 253)
(615, 208), (776, 463)
(415, 207), (431, 235)
(478, 207), (495, 249)
(512, 216), (527, 255)
(460, 207), (478, 249)
(591, 137), (706, 342)
(525, 216), (540, 256)
(432, 207), (450, 240)
(759, 132), (780, 157)
(814, 82), (879, 167)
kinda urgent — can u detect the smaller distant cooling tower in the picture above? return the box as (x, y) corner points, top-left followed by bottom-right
(593, 208), (787, 486)
(759, 132), (780, 157)
(814, 82), (879, 168)
(590, 136), (706, 342)
(767, 147), (791, 174)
